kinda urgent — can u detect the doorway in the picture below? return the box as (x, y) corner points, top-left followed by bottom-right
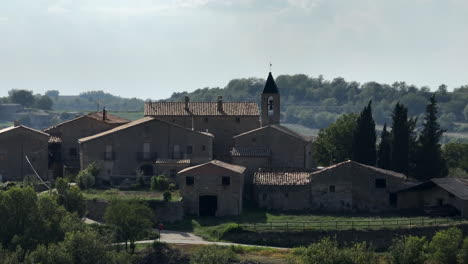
(140, 164), (154, 176)
(199, 195), (217, 216)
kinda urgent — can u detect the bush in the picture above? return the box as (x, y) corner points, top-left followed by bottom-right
(76, 169), (95, 190)
(389, 235), (427, 264)
(458, 238), (468, 264)
(427, 228), (463, 264)
(163, 191), (172, 202)
(168, 183), (177, 191)
(190, 245), (236, 264)
(150, 175), (169, 191)
(299, 237), (346, 264)
(345, 242), (377, 264)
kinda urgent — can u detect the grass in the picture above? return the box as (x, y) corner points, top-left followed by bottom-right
(82, 188), (181, 202)
(165, 206), (466, 241)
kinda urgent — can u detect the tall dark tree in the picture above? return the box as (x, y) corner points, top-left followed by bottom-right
(390, 103), (409, 174)
(8, 89), (35, 107)
(377, 123), (391, 169)
(352, 101), (377, 165)
(414, 94), (448, 179)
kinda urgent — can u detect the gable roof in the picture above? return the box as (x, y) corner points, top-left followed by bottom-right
(79, 117), (213, 143)
(254, 171), (311, 186)
(144, 102), (259, 116)
(431, 178), (468, 200)
(44, 112), (130, 132)
(263, 72), (279, 94)
(311, 160), (407, 179)
(178, 160), (246, 174)
(234, 124), (311, 142)
(0, 125), (50, 138)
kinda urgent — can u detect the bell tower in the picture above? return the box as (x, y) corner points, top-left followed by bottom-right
(261, 72), (280, 126)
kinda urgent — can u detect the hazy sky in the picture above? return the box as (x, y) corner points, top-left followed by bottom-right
(1, 0), (467, 99)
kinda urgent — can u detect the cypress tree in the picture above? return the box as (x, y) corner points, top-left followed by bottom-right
(352, 100), (377, 165)
(377, 123), (391, 169)
(390, 103), (409, 174)
(415, 94), (447, 179)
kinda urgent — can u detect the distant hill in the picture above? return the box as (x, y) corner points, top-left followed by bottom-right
(164, 74), (468, 132)
(52, 91), (144, 112)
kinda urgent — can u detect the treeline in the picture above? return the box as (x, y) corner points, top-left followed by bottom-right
(167, 75), (468, 131)
(0, 89), (53, 110)
(314, 95), (468, 179)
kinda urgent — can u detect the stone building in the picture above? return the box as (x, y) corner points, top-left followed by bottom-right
(44, 111), (129, 176)
(79, 117), (213, 184)
(232, 125), (314, 184)
(253, 160), (410, 212)
(177, 160), (245, 216)
(144, 97), (260, 160)
(0, 125), (49, 182)
(397, 178), (468, 218)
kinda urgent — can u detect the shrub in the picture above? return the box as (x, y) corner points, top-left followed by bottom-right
(458, 238), (468, 264)
(76, 169), (95, 190)
(150, 175), (169, 191)
(299, 237), (346, 264)
(190, 245), (236, 264)
(345, 242), (377, 264)
(168, 183), (177, 191)
(163, 191), (172, 202)
(389, 235), (428, 264)
(427, 227), (463, 264)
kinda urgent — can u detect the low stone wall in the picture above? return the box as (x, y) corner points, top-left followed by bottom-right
(223, 224), (468, 250)
(86, 199), (184, 223)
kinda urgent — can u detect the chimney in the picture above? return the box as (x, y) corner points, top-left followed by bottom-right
(184, 96), (190, 111)
(102, 107), (107, 121)
(217, 96), (223, 112)
(13, 120), (20, 127)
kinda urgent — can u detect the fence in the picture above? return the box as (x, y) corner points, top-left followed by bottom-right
(239, 217), (467, 232)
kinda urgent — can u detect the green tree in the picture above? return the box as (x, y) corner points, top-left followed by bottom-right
(414, 95), (448, 179)
(443, 143), (468, 172)
(55, 178), (86, 217)
(76, 169), (95, 190)
(352, 101), (377, 165)
(377, 123), (391, 169)
(151, 175), (169, 191)
(8, 89), (35, 107)
(104, 199), (153, 253)
(35, 95), (53, 110)
(389, 235), (427, 264)
(427, 227), (462, 264)
(390, 103), (410, 174)
(313, 113), (358, 166)
(464, 104), (468, 121)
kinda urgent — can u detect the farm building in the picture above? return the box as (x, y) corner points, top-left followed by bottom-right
(0, 124), (49, 182)
(177, 160), (245, 216)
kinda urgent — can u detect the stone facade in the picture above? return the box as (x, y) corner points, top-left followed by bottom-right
(0, 125), (49, 182)
(232, 125), (314, 184)
(44, 111), (129, 172)
(79, 117), (213, 184)
(177, 160), (245, 216)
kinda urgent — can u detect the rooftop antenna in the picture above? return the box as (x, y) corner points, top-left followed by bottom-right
(269, 62), (272, 72)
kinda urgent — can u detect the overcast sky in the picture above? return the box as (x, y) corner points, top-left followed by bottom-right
(0, 0), (467, 99)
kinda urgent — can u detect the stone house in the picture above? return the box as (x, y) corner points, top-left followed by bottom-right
(232, 125), (314, 184)
(177, 160), (245, 216)
(79, 117), (213, 185)
(44, 111), (129, 176)
(397, 178), (468, 218)
(0, 125), (49, 182)
(144, 98), (260, 160)
(254, 170), (313, 211)
(253, 160), (410, 212)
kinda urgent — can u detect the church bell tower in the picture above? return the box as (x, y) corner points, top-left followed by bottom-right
(261, 72), (280, 127)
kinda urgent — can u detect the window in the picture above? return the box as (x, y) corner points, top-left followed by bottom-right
(186, 176), (194, 186)
(236, 117), (240, 123)
(187, 145), (193, 154)
(268, 96), (274, 116)
(143, 143), (151, 160)
(202, 145), (206, 151)
(329, 185), (335, 192)
(222, 176), (230, 186)
(375, 179), (386, 189)
(69, 148), (77, 157)
(105, 145), (113, 160)
(204, 117), (209, 123)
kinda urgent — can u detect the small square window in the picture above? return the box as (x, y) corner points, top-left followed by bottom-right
(222, 176), (230, 186)
(187, 146), (193, 154)
(204, 117), (209, 123)
(186, 176), (194, 186)
(236, 117), (240, 123)
(329, 185), (335, 192)
(375, 179), (386, 188)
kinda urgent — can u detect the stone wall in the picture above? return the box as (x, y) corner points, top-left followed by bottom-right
(223, 224), (468, 250)
(86, 199), (184, 223)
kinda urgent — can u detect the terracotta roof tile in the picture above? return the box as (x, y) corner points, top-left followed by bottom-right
(254, 171), (311, 186)
(155, 159), (191, 165)
(48, 136), (62, 143)
(0, 125), (50, 137)
(44, 112), (130, 132)
(230, 147), (271, 157)
(144, 102), (259, 116)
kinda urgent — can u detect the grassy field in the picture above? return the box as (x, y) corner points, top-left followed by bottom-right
(82, 188), (181, 202)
